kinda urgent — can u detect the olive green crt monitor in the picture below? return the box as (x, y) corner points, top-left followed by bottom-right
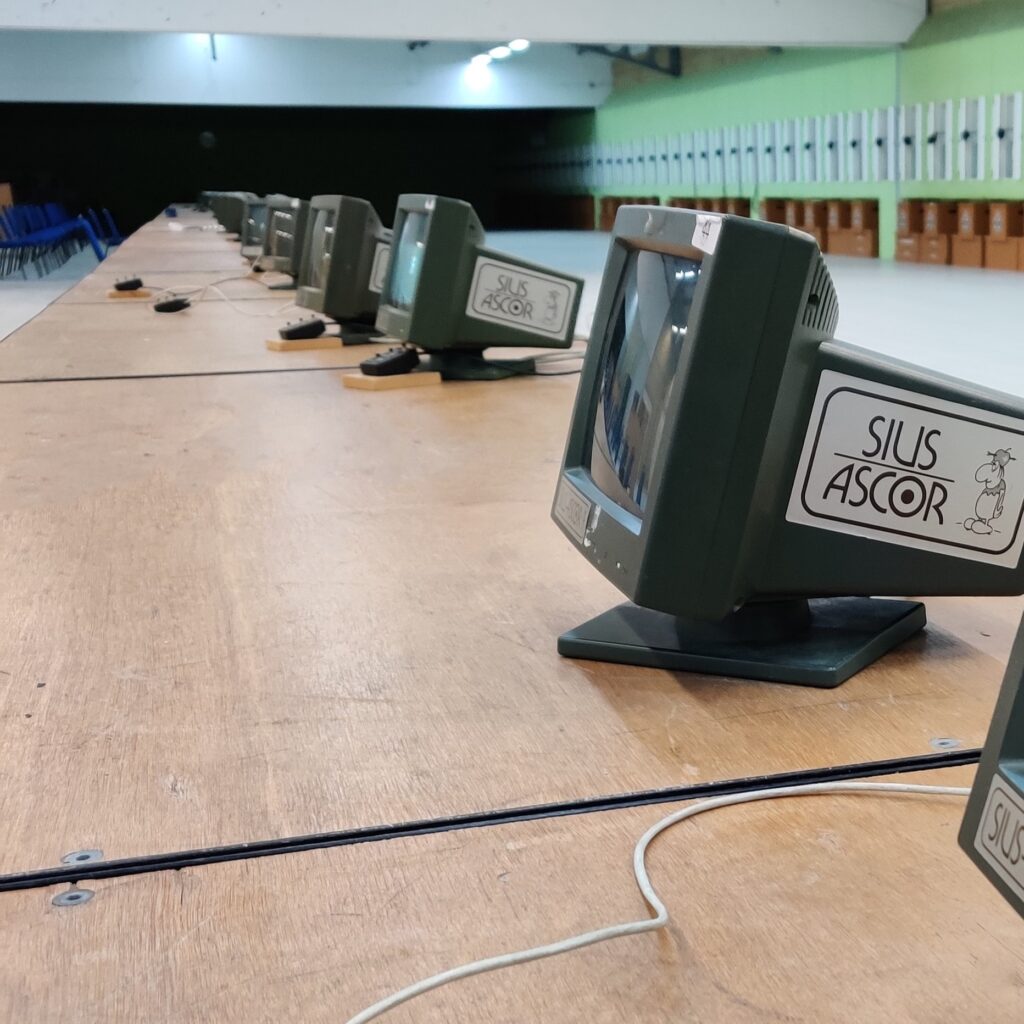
(552, 206), (1024, 687)
(375, 194), (584, 380)
(209, 192), (255, 235)
(241, 195), (285, 259)
(959, 613), (1024, 919)
(259, 196), (310, 276)
(294, 195), (393, 332)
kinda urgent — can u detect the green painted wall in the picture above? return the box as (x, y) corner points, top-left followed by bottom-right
(554, 0), (1024, 259)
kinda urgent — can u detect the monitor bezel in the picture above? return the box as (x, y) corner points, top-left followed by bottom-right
(555, 206), (814, 619)
(296, 195), (389, 322)
(376, 194), (484, 350)
(262, 196), (308, 269)
(296, 195), (342, 297)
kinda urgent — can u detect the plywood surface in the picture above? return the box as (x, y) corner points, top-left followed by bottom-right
(0, 300), (373, 379)
(0, 369), (1012, 876)
(101, 246), (253, 273)
(1, 767), (1020, 1023)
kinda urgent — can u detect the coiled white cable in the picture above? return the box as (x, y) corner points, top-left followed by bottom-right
(344, 780), (970, 1024)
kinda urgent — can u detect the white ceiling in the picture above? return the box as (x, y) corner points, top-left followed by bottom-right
(0, 0), (927, 46)
(0, 33), (612, 108)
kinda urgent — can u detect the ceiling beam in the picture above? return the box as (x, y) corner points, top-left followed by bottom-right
(0, 0), (927, 46)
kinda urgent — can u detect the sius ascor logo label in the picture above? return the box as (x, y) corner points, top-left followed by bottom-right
(974, 774), (1024, 904)
(465, 257), (576, 340)
(786, 371), (1024, 568)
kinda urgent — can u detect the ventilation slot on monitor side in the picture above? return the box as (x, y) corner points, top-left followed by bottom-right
(801, 255), (839, 337)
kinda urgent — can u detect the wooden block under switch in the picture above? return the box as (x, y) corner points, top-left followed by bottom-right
(265, 337), (342, 352)
(106, 289), (153, 299)
(341, 371), (443, 391)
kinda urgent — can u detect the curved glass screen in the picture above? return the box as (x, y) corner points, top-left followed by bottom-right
(242, 204), (268, 248)
(307, 208), (336, 291)
(587, 248), (702, 518)
(385, 211), (429, 311)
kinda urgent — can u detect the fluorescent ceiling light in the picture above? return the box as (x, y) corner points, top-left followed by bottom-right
(470, 53), (492, 65)
(508, 39), (530, 52)
(488, 45), (512, 59)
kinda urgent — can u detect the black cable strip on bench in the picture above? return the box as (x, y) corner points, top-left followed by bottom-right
(0, 747), (980, 893)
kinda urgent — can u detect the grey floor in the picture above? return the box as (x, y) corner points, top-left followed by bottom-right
(0, 248), (102, 341)
(491, 230), (1024, 399)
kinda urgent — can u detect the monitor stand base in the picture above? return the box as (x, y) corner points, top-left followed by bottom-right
(557, 597), (926, 688)
(424, 351), (536, 381)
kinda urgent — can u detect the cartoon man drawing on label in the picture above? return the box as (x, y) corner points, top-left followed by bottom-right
(964, 448), (1015, 535)
(543, 289), (561, 326)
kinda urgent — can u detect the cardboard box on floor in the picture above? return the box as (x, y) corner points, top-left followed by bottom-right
(827, 228), (875, 257)
(849, 229), (877, 257)
(989, 202), (1024, 240)
(760, 198), (786, 223)
(952, 236), (984, 267)
(803, 201), (827, 229)
(784, 199), (802, 227)
(725, 197), (751, 217)
(896, 235), (923, 262)
(897, 200), (924, 236)
(983, 237), (1022, 270)
(921, 234), (952, 264)
(850, 200), (878, 232)
(924, 201), (958, 235)
(957, 202), (989, 239)
(827, 200), (851, 231)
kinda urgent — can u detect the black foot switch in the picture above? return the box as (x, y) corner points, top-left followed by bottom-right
(360, 347), (421, 377)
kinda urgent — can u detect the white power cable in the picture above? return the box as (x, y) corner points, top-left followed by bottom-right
(152, 275), (298, 318)
(344, 780), (970, 1024)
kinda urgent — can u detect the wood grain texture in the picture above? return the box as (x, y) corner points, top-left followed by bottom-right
(101, 247), (253, 273)
(0, 301), (374, 379)
(1, 768), (1020, 1023)
(0, 369), (1012, 875)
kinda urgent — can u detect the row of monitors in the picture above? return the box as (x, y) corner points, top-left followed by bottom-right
(203, 190), (1024, 916)
(204, 189), (1024, 650)
(520, 93), (1023, 192)
(202, 190), (584, 367)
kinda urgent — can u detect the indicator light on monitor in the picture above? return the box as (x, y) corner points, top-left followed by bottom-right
(552, 205), (1024, 687)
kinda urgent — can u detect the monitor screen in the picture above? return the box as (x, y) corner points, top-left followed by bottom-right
(268, 209), (296, 259)
(308, 208), (336, 291)
(243, 205), (268, 247)
(587, 248), (702, 517)
(387, 211), (429, 311)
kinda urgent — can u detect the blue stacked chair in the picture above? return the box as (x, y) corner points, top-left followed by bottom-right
(0, 202), (107, 278)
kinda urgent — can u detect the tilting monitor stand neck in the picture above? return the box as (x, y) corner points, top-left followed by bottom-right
(558, 597), (927, 688)
(336, 322), (384, 346)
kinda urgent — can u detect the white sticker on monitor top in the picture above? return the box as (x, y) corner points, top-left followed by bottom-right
(691, 214), (722, 254)
(785, 370), (1024, 567)
(465, 256), (577, 340)
(368, 242), (390, 294)
(553, 478), (592, 544)
(973, 773), (1024, 905)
